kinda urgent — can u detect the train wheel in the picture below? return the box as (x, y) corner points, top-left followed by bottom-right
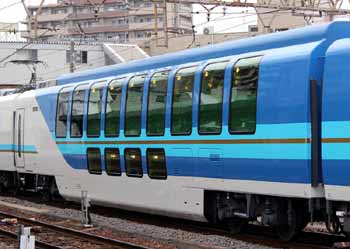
(226, 217), (248, 234)
(42, 178), (58, 201)
(277, 200), (299, 241)
(326, 215), (341, 234)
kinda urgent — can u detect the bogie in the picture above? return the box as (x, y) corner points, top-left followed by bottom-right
(204, 191), (311, 241)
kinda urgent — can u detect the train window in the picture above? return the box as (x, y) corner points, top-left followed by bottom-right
(71, 84), (87, 137)
(147, 149), (167, 179)
(198, 62), (227, 134)
(147, 71), (169, 136)
(104, 148), (121, 176)
(125, 75), (146, 137)
(56, 87), (71, 138)
(87, 148), (102, 174)
(171, 66), (196, 135)
(87, 82), (105, 137)
(105, 79), (123, 137)
(124, 148), (143, 177)
(230, 56), (262, 134)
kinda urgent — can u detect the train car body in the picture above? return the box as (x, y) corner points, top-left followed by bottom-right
(1, 21), (350, 239)
(323, 39), (350, 205)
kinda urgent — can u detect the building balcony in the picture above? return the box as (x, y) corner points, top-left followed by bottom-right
(67, 24), (129, 35)
(23, 13), (69, 23)
(67, 10), (128, 21)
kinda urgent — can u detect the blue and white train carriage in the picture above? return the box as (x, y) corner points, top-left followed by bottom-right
(2, 21), (350, 240)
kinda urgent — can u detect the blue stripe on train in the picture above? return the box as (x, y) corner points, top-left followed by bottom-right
(63, 153), (310, 184)
(323, 160), (350, 186)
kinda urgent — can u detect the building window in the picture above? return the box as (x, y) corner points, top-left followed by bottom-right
(87, 148), (102, 174)
(125, 75), (145, 137)
(136, 32), (145, 38)
(67, 51), (88, 64)
(52, 21), (61, 28)
(105, 148), (121, 176)
(87, 82), (105, 137)
(124, 148), (143, 177)
(105, 79), (123, 137)
(56, 87), (71, 138)
(106, 6), (116, 11)
(230, 56), (262, 134)
(71, 84), (87, 138)
(147, 71), (169, 136)
(82, 51), (88, 64)
(171, 66), (196, 135)
(147, 149), (167, 179)
(199, 62), (227, 134)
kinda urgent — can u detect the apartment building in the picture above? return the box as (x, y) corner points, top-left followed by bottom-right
(23, 0), (193, 42)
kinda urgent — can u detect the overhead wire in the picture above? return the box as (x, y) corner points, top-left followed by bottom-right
(0, 1), (22, 13)
(0, 29), (51, 64)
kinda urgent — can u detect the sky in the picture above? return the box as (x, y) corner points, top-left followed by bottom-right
(0, 0), (255, 34)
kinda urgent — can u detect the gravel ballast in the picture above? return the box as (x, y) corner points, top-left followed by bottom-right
(0, 195), (280, 249)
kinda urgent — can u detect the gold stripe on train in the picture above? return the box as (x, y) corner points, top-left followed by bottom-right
(56, 138), (311, 145)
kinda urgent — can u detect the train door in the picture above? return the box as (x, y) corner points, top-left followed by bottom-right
(14, 108), (25, 168)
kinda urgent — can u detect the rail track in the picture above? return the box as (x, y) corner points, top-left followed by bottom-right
(0, 193), (349, 249)
(0, 210), (151, 249)
(86, 201), (349, 249)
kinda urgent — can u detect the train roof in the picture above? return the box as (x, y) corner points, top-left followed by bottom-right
(57, 21), (350, 85)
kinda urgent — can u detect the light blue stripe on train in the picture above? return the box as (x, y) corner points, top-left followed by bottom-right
(54, 122), (311, 160)
(0, 144), (37, 153)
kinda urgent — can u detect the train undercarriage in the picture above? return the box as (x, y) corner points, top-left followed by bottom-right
(204, 190), (350, 241)
(0, 170), (348, 241)
(0, 171), (59, 201)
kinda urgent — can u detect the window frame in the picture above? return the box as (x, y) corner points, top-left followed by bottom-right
(146, 148), (167, 180)
(124, 148), (143, 178)
(70, 84), (88, 138)
(87, 147), (102, 175)
(170, 65), (198, 136)
(104, 78), (125, 138)
(198, 61), (228, 135)
(104, 148), (122, 176)
(86, 81), (106, 138)
(146, 70), (170, 137)
(124, 75), (146, 137)
(55, 87), (72, 138)
(228, 56), (262, 135)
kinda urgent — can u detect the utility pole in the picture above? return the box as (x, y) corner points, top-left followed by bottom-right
(21, 0), (46, 40)
(70, 40), (75, 73)
(21, 0), (32, 40)
(163, 0), (168, 48)
(33, 0), (46, 40)
(21, 0), (46, 87)
(153, 2), (159, 47)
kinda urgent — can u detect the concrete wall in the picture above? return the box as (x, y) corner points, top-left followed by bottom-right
(0, 42), (106, 86)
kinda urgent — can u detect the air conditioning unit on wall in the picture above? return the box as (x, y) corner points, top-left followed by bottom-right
(203, 26), (214, 35)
